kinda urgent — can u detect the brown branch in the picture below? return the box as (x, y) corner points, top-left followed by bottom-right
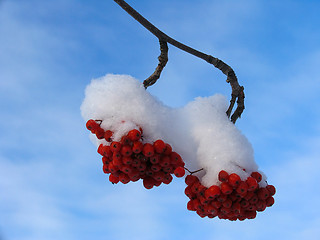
(113, 0), (245, 123)
(143, 40), (168, 88)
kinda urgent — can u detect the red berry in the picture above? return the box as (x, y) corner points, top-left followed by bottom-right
(184, 186), (195, 199)
(86, 119), (99, 132)
(131, 158), (141, 168)
(104, 130), (113, 142)
(236, 182), (248, 195)
(102, 164), (110, 174)
(256, 200), (267, 212)
(212, 200), (222, 209)
(192, 199), (202, 210)
(228, 173), (241, 188)
(137, 162), (147, 171)
(217, 194), (228, 202)
(246, 176), (258, 191)
(153, 180), (161, 187)
(102, 156), (110, 165)
(120, 145), (132, 157)
(127, 129), (141, 141)
(266, 197), (275, 207)
(109, 174), (119, 184)
(221, 182), (233, 195)
(142, 143), (154, 157)
(191, 182), (201, 193)
(121, 165), (132, 174)
(185, 175), (199, 186)
(244, 191), (255, 201)
(143, 177), (154, 189)
(266, 185), (276, 196)
(169, 152), (183, 165)
(187, 200), (196, 211)
(240, 199), (249, 208)
(95, 127), (105, 139)
(110, 141), (121, 152)
(112, 151), (122, 162)
(222, 198), (232, 208)
(220, 207), (231, 215)
(150, 164), (161, 172)
(229, 191), (240, 202)
(128, 170), (140, 181)
(120, 135), (131, 145)
(199, 196), (208, 205)
(132, 141), (143, 154)
(97, 144), (104, 156)
(174, 166), (185, 178)
(159, 156), (170, 167)
(246, 204), (257, 211)
(205, 185), (221, 199)
(153, 171), (165, 181)
(145, 169), (155, 177)
(122, 156), (132, 165)
(231, 202), (241, 214)
(249, 194), (259, 204)
(206, 205), (218, 216)
(251, 172), (262, 183)
(149, 154), (160, 164)
(257, 188), (269, 200)
(153, 139), (166, 153)
(108, 162), (119, 174)
(218, 170), (229, 182)
(118, 172), (130, 184)
(163, 165), (173, 174)
(162, 174), (173, 184)
(245, 210), (257, 219)
(163, 143), (172, 155)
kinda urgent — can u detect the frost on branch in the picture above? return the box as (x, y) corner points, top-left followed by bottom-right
(80, 74), (275, 220)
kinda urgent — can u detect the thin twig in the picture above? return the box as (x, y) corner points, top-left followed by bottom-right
(143, 40), (168, 88)
(184, 167), (204, 175)
(113, 0), (245, 123)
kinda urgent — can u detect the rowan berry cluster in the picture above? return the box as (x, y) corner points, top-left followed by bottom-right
(185, 170), (276, 220)
(86, 119), (186, 189)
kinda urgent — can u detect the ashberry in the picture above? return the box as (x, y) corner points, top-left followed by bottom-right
(153, 139), (166, 153)
(228, 173), (241, 188)
(127, 129), (141, 141)
(221, 182), (233, 195)
(218, 170), (229, 182)
(266, 185), (276, 196)
(110, 141), (121, 152)
(142, 143), (154, 157)
(185, 175), (199, 186)
(132, 141), (143, 154)
(251, 172), (262, 183)
(174, 166), (185, 178)
(104, 130), (113, 142)
(120, 145), (132, 157)
(205, 185), (221, 199)
(246, 176), (258, 191)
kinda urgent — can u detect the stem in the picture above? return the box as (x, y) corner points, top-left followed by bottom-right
(143, 40), (168, 88)
(113, 0), (245, 123)
(184, 167), (204, 175)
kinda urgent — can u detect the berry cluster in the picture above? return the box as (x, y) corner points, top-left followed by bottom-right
(86, 119), (186, 189)
(185, 170), (276, 220)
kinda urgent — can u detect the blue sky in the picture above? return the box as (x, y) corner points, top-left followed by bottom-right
(0, 0), (320, 239)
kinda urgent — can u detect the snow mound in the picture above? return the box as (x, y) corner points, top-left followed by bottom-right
(81, 74), (266, 187)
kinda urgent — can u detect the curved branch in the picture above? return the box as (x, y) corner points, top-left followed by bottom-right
(113, 0), (245, 123)
(143, 40), (168, 89)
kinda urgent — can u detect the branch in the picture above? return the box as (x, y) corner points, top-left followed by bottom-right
(143, 40), (168, 88)
(113, 0), (245, 123)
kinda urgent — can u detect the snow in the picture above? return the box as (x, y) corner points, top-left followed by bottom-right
(81, 74), (267, 187)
